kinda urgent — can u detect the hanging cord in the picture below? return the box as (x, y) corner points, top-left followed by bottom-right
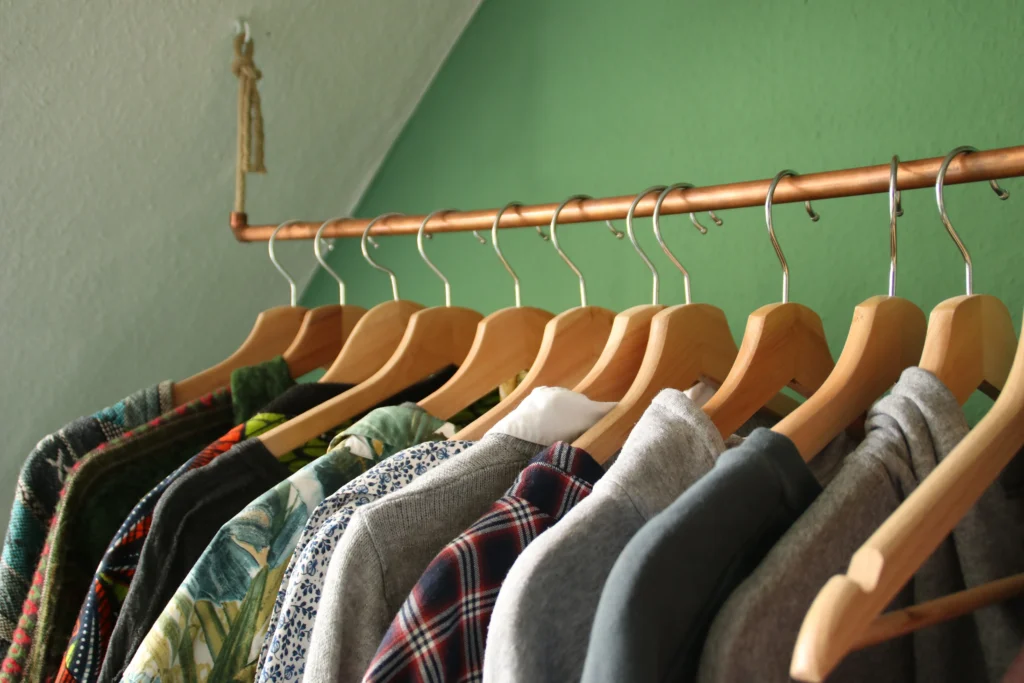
(232, 31), (266, 215)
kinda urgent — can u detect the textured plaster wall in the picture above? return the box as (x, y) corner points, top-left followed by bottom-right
(0, 0), (480, 529)
(308, 0), (1024, 425)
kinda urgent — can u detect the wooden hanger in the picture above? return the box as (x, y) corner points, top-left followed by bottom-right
(281, 220), (370, 379)
(575, 184), (731, 461)
(172, 220), (310, 406)
(418, 203), (554, 420)
(571, 188), (671, 402)
(259, 211), (483, 456)
(775, 157), (928, 460)
(453, 195), (622, 440)
(702, 171), (836, 438)
(319, 214), (425, 384)
(789, 150), (1017, 682)
(917, 147), (1016, 404)
(791, 320), (1024, 682)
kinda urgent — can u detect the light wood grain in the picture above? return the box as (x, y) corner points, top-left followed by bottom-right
(572, 305), (663, 402)
(418, 306), (553, 420)
(919, 294), (1017, 405)
(791, 320), (1024, 683)
(172, 305), (308, 406)
(281, 305), (367, 379)
(260, 305), (482, 457)
(775, 296), (926, 461)
(854, 572), (1024, 651)
(573, 304), (737, 464)
(453, 306), (615, 441)
(320, 300), (424, 384)
(702, 302), (835, 439)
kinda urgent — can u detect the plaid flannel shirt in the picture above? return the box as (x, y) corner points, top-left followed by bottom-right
(362, 442), (603, 683)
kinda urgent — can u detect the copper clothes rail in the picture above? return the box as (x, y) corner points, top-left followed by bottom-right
(229, 145), (1024, 243)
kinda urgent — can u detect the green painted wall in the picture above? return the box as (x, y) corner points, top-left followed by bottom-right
(305, 0), (1024, 422)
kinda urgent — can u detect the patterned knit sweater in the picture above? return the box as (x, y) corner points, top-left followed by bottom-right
(0, 384), (173, 656)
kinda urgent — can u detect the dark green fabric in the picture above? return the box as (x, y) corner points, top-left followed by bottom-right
(230, 355), (293, 423)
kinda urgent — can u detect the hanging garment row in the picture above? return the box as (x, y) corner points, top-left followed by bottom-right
(2, 146), (1023, 683)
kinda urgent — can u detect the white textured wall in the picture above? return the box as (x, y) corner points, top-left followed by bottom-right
(0, 0), (480, 528)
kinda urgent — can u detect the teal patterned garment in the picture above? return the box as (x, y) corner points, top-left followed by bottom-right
(120, 404), (454, 683)
(0, 383), (173, 657)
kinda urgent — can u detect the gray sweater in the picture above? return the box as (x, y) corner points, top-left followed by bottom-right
(302, 388), (615, 683)
(698, 367), (1024, 683)
(482, 389), (729, 683)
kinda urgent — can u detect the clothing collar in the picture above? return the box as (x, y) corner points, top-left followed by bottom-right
(327, 402), (453, 458)
(486, 387), (615, 445)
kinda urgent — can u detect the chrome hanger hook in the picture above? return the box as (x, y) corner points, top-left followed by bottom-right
(314, 217), (352, 304)
(269, 220), (301, 306)
(418, 209), (459, 307)
(550, 194), (621, 306)
(361, 213), (403, 301)
(936, 146), (1009, 296)
(765, 170), (820, 304)
(234, 19), (251, 46)
(888, 156), (902, 297)
(493, 201), (544, 308)
(627, 186), (667, 305)
(652, 184), (715, 305)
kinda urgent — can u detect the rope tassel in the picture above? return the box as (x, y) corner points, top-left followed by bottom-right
(233, 32), (266, 213)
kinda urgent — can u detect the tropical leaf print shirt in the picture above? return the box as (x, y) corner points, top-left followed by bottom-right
(120, 403), (456, 683)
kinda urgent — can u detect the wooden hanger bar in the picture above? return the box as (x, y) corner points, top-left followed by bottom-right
(230, 145), (1024, 242)
(852, 572), (1024, 651)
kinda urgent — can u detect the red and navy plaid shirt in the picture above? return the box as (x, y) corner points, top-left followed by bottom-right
(362, 441), (603, 683)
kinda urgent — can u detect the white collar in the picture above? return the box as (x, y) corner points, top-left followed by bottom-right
(486, 387), (615, 446)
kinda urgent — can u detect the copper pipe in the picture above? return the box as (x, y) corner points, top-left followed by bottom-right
(231, 145), (1024, 242)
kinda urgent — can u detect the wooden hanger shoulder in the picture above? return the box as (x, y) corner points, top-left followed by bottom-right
(281, 304), (367, 379)
(260, 305), (481, 457)
(573, 303), (737, 463)
(320, 300), (424, 384)
(452, 306), (616, 441)
(172, 305), (308, 406)
(417, 306), (553, 420)
(571, 304), (663, 402)
(918, 294), (1017, 404)
(775, 295), (927, 460)
(702, 302), (835, 439)
(791, 320), (1024, 683)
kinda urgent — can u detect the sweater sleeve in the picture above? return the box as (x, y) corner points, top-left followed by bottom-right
(303, 513), (392, 683)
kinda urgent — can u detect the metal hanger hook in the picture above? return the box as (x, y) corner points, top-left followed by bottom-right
(888, 156), (903, 297)
(234, 19), (251, 46)
(268, 220), (302, 306)
(418, 209), (460, 307)
(361, 213), (403, 301)
(935, 145), (1009, 296)
(652, 183), (715, 305)
(550, 194), (621, 307)
(493, 202), (542, 308)
(765, 170), (820, 304)
(314, 217), (354, 304)
(627, 187), (667, 305)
